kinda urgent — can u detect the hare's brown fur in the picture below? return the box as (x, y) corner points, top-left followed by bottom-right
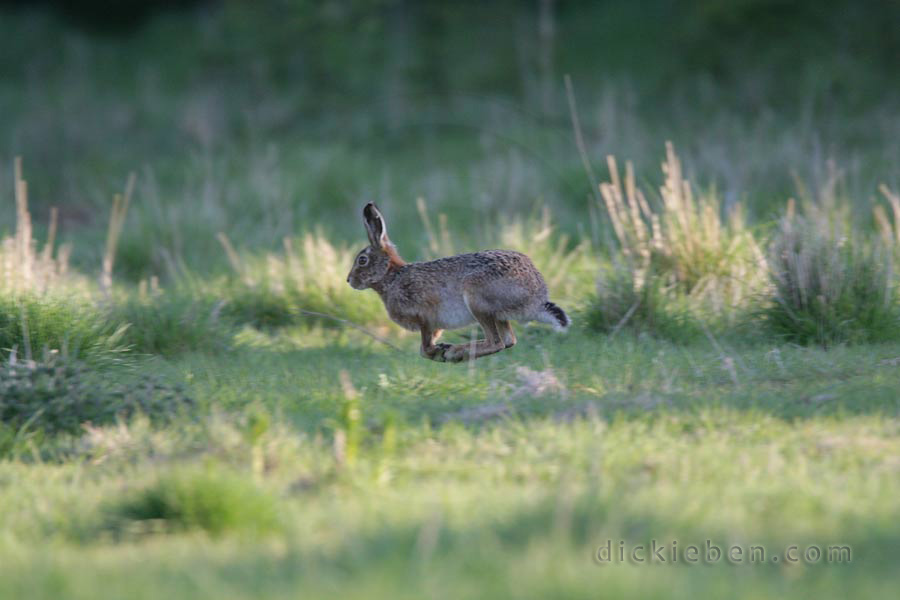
(347, 203), (569, 362)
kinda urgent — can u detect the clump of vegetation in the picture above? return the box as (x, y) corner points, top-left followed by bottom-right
(600, 142), (765, 299)
(110, 467), (281, 537)
(107, 284), (233, 355)
(587, 260), (698, 340)
(588, 143), (765, 337)
(0, 158), (137, 364)
(763, 211), (900, 346)
(0, 294), (129, 364)
(218, 231), (386, 327)
(0, 353), (193, 436)
(0, 158), (77, 297)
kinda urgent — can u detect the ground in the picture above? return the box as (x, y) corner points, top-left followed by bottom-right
(1, 326), (898, 599)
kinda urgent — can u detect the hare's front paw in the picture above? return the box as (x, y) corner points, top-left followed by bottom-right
(433, 343), (454, 362)
(422, 343), (453, 361)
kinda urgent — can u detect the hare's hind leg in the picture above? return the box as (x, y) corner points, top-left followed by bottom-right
(442, 311), (506, 363)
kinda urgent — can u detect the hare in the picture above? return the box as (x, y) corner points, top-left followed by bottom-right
(347, 203), (570, 362)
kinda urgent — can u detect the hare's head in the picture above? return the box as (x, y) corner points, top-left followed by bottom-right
(347, 203), (404, 290)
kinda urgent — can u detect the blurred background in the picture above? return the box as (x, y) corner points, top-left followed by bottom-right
(0, 0), (898, 280)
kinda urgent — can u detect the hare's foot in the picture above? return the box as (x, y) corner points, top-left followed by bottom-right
(442, 339), (505, 362)
(421, 342), (449, 360)
(422, 342), (453, 361)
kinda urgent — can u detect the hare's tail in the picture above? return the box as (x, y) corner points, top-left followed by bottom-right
(537, 301), (571, 331)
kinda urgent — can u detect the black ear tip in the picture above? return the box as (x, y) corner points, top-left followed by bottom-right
(363, 202), (380, 219)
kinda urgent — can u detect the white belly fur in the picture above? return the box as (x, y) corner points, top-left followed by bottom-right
(435, 296), (476, 329)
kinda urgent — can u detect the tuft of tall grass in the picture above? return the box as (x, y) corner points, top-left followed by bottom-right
(763, 210), (900, 346)
(587, 260), (699, 340)
(218, 231), (388, 328)
(1, 159), (143, 363)
(588, 143), (766, 336)
(0, 294), (129, 364)
(105, 285), (234, 356)
(0, 158), (76, 296)
(599, 142), (765, 300)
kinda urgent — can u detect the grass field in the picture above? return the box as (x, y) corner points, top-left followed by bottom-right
(1, 2), (899, 598)
(1, 330), (899, 598)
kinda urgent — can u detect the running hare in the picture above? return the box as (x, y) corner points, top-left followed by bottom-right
(347, 203), (570, 362)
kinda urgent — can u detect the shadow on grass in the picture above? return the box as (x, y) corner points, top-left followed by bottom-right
(184, 324), (900, 436)
(7, 490), (897, 600)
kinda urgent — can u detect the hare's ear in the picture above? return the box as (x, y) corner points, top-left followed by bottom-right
(363, 202), (389, 249)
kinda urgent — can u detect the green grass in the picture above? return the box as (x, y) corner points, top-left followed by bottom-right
(764, 214), (900, 346)
(587, 260), (702, 340)
(106, 287), (234, 356)
(108, 466), (282, 537)
(0, 294), (128, 363)
(0, 329), (897, 598)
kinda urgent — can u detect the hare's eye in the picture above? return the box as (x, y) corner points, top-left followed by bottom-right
(357, 255), (369, 266)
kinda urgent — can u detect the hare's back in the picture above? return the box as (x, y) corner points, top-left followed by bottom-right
(460, 250), (549, 318)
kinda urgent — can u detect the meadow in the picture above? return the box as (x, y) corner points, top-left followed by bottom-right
(1, 2), (899, 598)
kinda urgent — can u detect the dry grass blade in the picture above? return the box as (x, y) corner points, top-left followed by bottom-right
(564, 74), (600, 201)
(874, 184), (900, 247)
(101, 172), (137, 292)
(297, 310), (402, 352)
(416, 196), (440, 256)
(217, 232), (248, 282)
